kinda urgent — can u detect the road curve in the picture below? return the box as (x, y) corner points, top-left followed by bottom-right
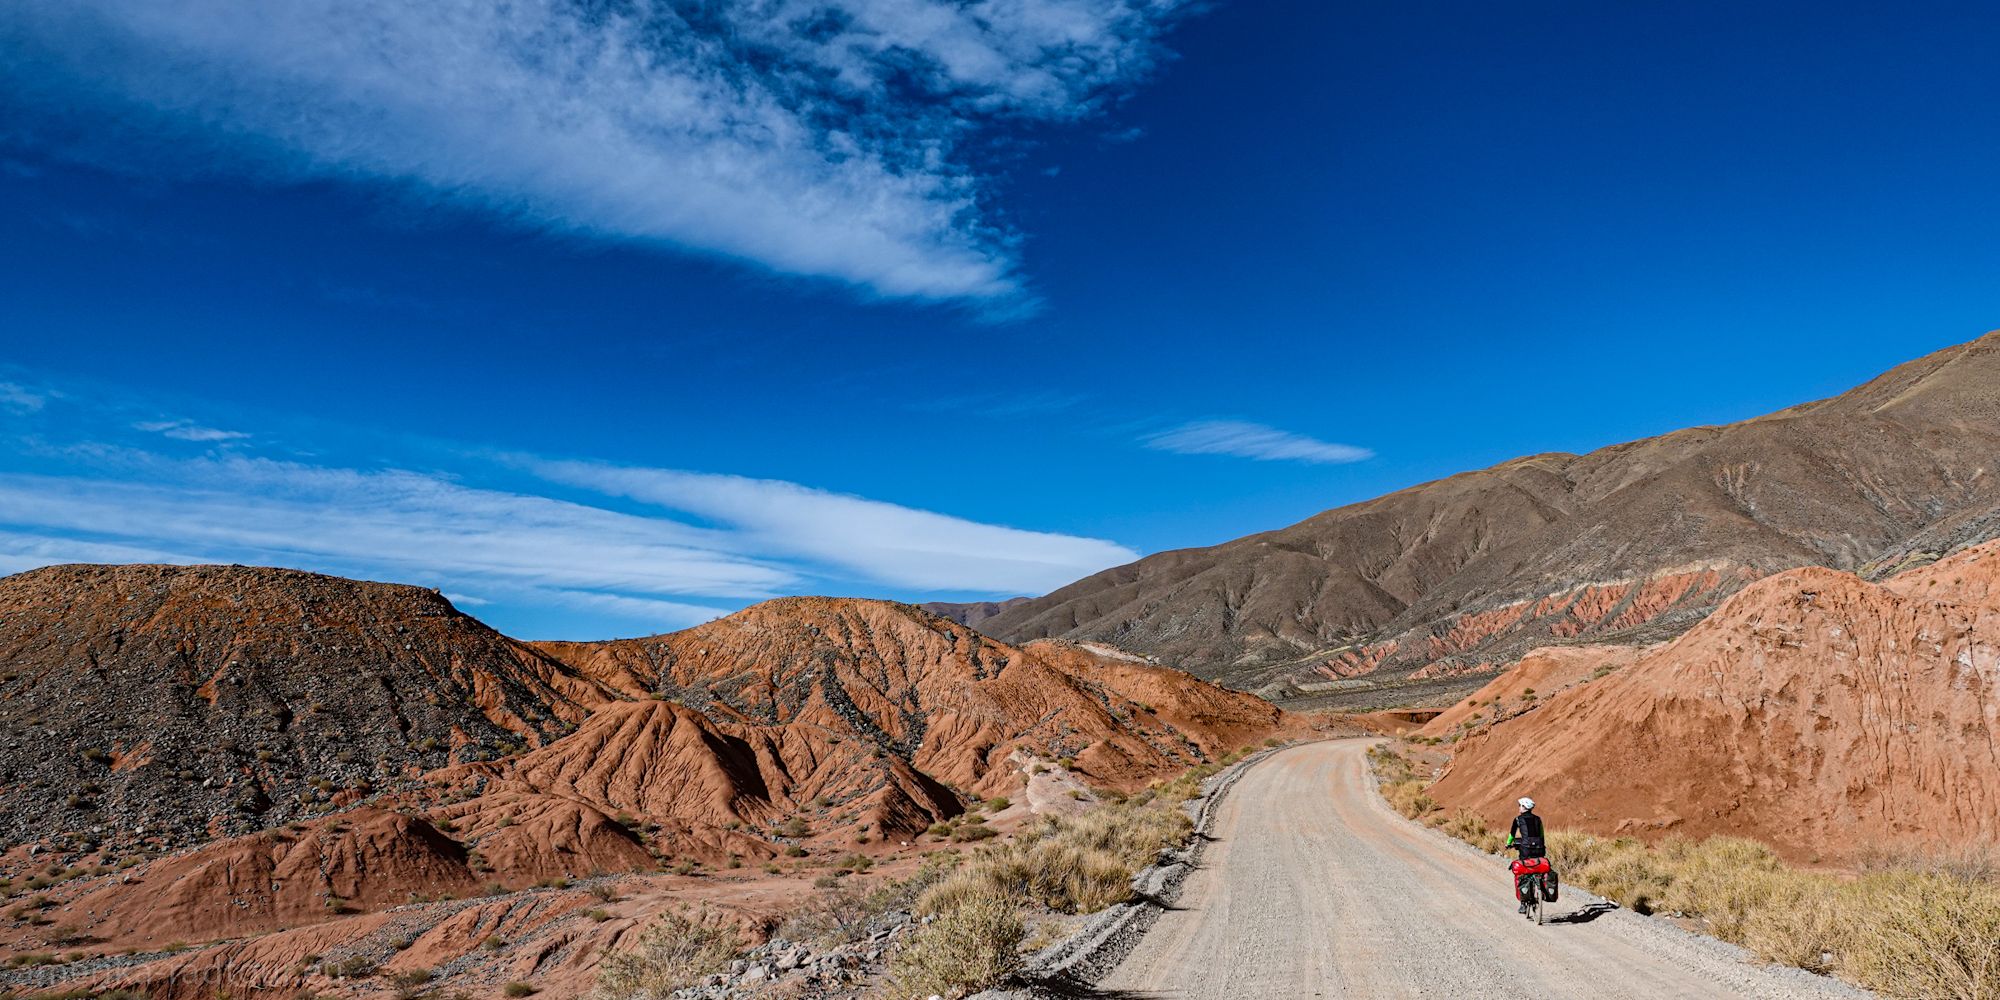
(1097, 740), (1868, 1000)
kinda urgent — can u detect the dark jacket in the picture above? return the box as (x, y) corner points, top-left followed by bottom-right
(1508, 811), (1546, 859)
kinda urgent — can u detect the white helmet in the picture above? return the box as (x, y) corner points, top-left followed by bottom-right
(1517, 797), (1536, 811)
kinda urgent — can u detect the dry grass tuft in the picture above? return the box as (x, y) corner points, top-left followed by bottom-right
(593, 908), (742, 1000)
(878, 757), (1229, 998)
(1370, 742), (2000, 999)
(888, 893), (1025, 1000)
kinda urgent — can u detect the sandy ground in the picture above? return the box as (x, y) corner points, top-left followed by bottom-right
(1097, 740), (1872, 1000)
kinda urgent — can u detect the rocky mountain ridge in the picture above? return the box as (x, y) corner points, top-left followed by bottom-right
(0, 564), (615, 852)
(972, 330), (2000, 704)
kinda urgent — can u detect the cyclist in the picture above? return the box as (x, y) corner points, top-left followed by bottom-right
(1507, 797), (1546, 914)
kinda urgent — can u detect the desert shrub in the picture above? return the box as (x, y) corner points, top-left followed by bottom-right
(1740, 873), (1846, 972)
(985, 797), (1011, 811)
(321, 955), (377, 979)
(593, 909), (742, 1000)
(874, 758), (1215, 996)
(1382, 780), (1436, 820)
(503, 983), (538, 998)
(1841, 871), (2000, 1000)
(1433, 809), (1504, 853)
(952, 823), (998, 842)
(386, 968), (433, 999)
(1570, 838), (1674, 913)
(1652, 836), (1785, 938)
(888, 893), (1025, 999)
(781, 856), (956, 946)
(916, 784), (1192, 920)
(1858, 844), (2000, 883)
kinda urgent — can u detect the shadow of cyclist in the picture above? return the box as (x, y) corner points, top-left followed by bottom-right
(1548, 902), (1620, 925)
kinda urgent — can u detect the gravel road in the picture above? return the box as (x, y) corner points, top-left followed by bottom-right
(1096, 740), (1871, 999)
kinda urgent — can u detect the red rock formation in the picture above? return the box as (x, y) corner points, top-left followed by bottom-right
(1429, 541), (2000, 861)
(1417, 645), (1648, 738)
(56, 809), (479, 949)
(533, 598), (1291, 795)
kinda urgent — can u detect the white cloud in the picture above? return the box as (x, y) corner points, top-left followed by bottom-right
(0, 383), (48, 414)
(2, 0), (1186, 301)
(134, 419), (250, 442)
(0, 460), (791, 613)
(0, 448), (1134, 632)
(0, 530), (207, 576)
(538, 589), (726, 629)
(1144, 419), (1374, 465)
(530, 458), (1139, 593)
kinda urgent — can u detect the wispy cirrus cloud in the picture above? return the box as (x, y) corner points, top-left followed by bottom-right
(0, 373), (1143, 633)
(0, 0), (1188, 303)
(133, 419), (250, 442)
(0, 446), (1137, 632)
(0, 383), (48, 414)
(1144, 419), (1374, 465)
(0, 460), (790, 626)
(529, 459), (1139, 595)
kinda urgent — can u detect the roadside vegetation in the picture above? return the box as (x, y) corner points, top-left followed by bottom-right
(887, 747), (1286, 999)
(592, 908), (743, 999)
(590, 744), (1281, 1000)
(1368, 743), (2000, 1000)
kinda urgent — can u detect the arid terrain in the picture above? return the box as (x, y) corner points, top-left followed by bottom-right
(0, 569), (1300, 998)
(953, 331), (2000, 711)
(5, 333), (1999, 998)
(1427, 538), (2000, 863)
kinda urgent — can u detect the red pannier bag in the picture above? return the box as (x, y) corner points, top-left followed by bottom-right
(1510, 857), (1554, 901)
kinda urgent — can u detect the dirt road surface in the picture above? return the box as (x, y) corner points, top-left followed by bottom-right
(1097, 740), (1869, 999)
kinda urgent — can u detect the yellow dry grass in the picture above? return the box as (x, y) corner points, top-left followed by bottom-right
(1370, 743), (2000, 1000)
(883, 749), (1271, 999)
(592, 908), (742, 1000)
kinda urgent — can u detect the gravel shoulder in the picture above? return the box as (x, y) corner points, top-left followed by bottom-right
(1096, 739), (1873, 1000)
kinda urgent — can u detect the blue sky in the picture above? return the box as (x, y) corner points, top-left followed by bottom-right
(1, 1), (1996, 639)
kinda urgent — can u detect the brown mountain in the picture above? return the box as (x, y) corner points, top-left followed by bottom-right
(1428, 539), (2000, 862)
(0, 564), (616, 852)
(921, 595), (1031, 629)
(976, 330), (2000, 702)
